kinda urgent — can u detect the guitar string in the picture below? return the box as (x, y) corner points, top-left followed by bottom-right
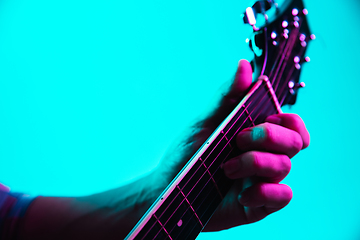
(272, 26), (298, 93)
(145, 24), (304, 239)
(167, 85), (277, 238)
(150, 85), (273, 239)
(166, 35), (302, 237)
(149, 48), (295, 239)
(277, 45), (304, 106)
(273, 18), (304, 93)
(269, 33), (288, 85)
(276, 35), (307, 105)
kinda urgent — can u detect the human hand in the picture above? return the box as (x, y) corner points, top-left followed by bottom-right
(156, 59), (310, 231)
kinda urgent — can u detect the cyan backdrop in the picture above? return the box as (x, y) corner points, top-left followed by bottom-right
(0, 0), (359, 239)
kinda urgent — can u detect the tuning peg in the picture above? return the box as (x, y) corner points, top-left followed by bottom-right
(271, 31), (277, 39)
(282, 20), (289, 28)
(288, 81), (305, 94)
(292, 8), (299, 16)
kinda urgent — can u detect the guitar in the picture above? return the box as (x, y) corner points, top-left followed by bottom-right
(126, 0), (312, 239)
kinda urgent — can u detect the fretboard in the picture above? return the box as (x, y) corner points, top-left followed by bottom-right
(126, 76), (284, 240)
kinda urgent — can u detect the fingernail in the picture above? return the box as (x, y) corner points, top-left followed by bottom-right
(266, 115), (282, 125)
(223, 159), (241, 177)
(251, 126), (266, 142)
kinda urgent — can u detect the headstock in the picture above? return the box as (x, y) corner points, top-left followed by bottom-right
(243, 0), (313, 106)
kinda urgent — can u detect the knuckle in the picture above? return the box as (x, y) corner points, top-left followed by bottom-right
(291, 133), (303, 154)
(245, 151), (261, 170)
(290, 114), (304, 131)
(262, 122), (276, 145)
(281, 184), (293, 202)
(279, 155), (292, 176)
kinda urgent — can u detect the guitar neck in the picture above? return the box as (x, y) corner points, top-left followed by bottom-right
(126, 76), (282, 240)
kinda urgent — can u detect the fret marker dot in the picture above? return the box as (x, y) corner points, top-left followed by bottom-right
(177, 219), (183, 227)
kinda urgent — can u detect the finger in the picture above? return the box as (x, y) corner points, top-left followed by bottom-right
(230, 59), (253, 96)
(239, 183), (292, 208)
(223, 151), (291, 183)
(202, 60), (253, 129)
(266, 113), (310, 149)
(239, 183), (292, 223)
(236, 123), (303, 158)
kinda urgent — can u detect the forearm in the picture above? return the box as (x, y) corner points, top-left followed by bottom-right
(19, 172), (164, 240)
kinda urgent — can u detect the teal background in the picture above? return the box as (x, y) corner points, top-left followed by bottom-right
(0, 0), (359, 239)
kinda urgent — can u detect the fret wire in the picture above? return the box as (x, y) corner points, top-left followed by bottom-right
(165, 147), (234, 238)
(245, 108), (256, 127)
(220, 130), (231, 147)
(199, 157), (224, 199)
(176, 186), (204, 228)
(224, 85), (271, 141)
(169, 169), (230, 238)
(220, 96), (257, 141)
(153, 214), (173, 240)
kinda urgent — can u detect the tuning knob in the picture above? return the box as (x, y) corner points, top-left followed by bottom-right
(288, 81), (305, 94)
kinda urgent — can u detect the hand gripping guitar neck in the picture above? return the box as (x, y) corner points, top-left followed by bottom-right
(126, 0), (313, 239)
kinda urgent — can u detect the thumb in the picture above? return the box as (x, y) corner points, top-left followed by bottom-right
(202, 59), (253, 130)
